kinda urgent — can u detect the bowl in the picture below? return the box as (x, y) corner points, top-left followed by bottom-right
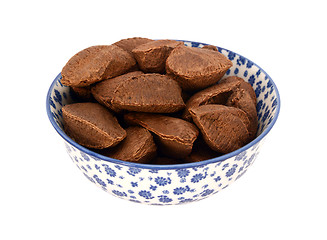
(46, 40), (280, 205)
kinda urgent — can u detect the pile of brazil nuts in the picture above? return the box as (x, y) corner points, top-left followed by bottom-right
(61, 37), (258, 164)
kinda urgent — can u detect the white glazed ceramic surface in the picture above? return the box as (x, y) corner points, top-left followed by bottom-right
(47, 40), (280, 205)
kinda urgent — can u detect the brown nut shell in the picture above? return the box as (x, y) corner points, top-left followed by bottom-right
(109, 73), (185, 113)
(98, 126), (157, 163)
(166, 45), (233, 91)
(226, 88), (258, 140)
(220, 76), (257, 105)
(91, 71), (144, 112)
(202, 45), (218, 51)
(132, 39), (183, 73)
(62, 102), (126, 149)
(124, 112), (199, 158)
(189, 105), (251, 154)
(113, 37), (153, 54)
(61, 45), (137, 87)
(182, 76), (242, 121)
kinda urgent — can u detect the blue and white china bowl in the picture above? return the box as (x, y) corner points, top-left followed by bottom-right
(46, 40), (280, 205)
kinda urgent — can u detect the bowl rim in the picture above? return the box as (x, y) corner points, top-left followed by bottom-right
(46, 40), (280, 170)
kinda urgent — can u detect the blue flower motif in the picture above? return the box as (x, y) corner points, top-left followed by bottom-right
(246, 60), (254, 68)
(155, 177), (171, 186)
(131, 182), (138, 187)
(201, 189), (214, 197)
(139, 190), (154, 199)
(237, 56), (246, 66)
(222, 163), (229, 170)
(95, 164), (102, 173)
(226, 165), (237, 177)
(173, 187), (186, 195)
(176, 169), (190, 178)
(53, 89), (62, 105)
(112, 190), (127, 197)
(158, 195), (173, 203)
(255, 85), (261, 98)
(228, 51), (236, 60)
(256, 69), (261, 77)
(234, 68), (239, 75)
(191, 173), (206, 183)
(102, 164), (116, 177)
(248, 75), (255, 86)
(107, 179), (114, 185)
(262, 109), (270, 122)
(256, 99), (263, 112)
(114, 165), (123, 170)
(214, 176), (221, 182)
(49, 97), (56, 109)
(162, 190), (169, 194)
(180, 178), (186, 183)
(127, 167), (142, 176)
(243, 70), (248, 77)
(235, 151), (246, 161)
(93, 175), (106, 187)
(272, 98), (277, 109)
(178, 198), (194, 204)
(150, 185), (157, 191)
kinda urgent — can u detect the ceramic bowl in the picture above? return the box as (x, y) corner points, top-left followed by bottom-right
(46, 40), (280, 205)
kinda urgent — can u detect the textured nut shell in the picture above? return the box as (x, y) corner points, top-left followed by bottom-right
(61, 45), (137, 87)
(132, 39), (183, 73)
(182, 76), (242, 121)
(91, 71), (144, 112)
(202, 45), (218, 51)
(110, 73), (185, 113)
(113, 37), (153, 54)
(62, 102), (126, 149)
(190, 105), (251, 154)
(226, 89), (258, 140)
(220, 76), (257, 105)
(166, 45), (233, 91)
(99, 127), (157, 163)
(124, 112), (199, 158)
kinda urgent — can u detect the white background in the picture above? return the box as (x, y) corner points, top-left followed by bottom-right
(1, 0), (326, 239)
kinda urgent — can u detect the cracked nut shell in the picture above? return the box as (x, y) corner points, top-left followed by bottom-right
(98, 126), (157, 163)
(189, 104), (251, 154)
(61, 45), (137, 87)
(62, 102), (126, 149)
(166, 45), (233, 91)
(124, 112), (199, 158)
